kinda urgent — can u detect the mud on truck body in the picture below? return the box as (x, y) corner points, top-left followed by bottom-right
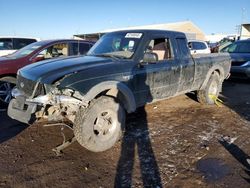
(8, 30), (231, 153)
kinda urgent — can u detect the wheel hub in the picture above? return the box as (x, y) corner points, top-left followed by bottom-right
(0, 82), (13, 103)
(208, 80), (218, 96)
(93, 111), (116, 138)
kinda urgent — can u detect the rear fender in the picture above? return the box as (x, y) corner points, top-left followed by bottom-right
(200, 65), (225, 90)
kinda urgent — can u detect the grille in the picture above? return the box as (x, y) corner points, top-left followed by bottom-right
(17, 75), (44, 98)
(231, 61), (246, 66)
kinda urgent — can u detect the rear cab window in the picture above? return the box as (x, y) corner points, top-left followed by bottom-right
(176, 38), (190, 58)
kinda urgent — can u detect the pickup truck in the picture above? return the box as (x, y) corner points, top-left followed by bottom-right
(8, 30), (231, 152)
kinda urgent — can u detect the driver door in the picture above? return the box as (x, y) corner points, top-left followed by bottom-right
(132, 35), (180, 106)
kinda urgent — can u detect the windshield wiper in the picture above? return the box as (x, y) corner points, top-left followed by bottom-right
(90, 53), (129, 60)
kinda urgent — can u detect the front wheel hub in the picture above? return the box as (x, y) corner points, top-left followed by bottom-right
(93, 110), (117, 140)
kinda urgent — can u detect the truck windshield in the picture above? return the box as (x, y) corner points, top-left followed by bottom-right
(87, 32), (143, 59)
(6, 42), (43, 59)
(222, 41), (250, 53)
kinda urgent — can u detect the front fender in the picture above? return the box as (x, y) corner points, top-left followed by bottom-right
(83, 81), (136, 113)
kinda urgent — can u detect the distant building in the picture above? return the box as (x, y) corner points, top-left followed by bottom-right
(205, 23), (250, 43)
(240, 23), (250, 39)
(74, 21), (206, 41)
(206, 34), (237, 43)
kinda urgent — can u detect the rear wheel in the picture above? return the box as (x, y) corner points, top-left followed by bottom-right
(74, 96), (125, 152)
(0, 77), (16, 105)
(197, 72), (221, 105)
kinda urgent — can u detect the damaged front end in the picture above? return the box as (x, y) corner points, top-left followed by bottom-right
(8, 75), (84, 124)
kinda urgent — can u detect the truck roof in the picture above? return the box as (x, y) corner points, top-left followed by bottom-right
(25, 39), (94, 46)
(109, 29), (186, 37)
(0, 36), (41, 41)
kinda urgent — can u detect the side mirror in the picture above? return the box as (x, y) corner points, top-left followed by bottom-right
(143, 52), (158, 63)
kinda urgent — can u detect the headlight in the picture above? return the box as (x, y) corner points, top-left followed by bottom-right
(44, 84), (55, 94)
(242, 61), (250, 67)
(11, 87), (25, 98)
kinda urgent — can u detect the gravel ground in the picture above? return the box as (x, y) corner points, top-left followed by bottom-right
(0, 79), (250, 188)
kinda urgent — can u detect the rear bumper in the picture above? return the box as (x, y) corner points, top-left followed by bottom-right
(7, 97), (38, 124)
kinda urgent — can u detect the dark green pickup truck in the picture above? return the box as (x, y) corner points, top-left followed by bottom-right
(8, 30), (231, 152)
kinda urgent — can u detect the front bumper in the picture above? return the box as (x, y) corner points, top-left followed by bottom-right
(7, 88), (82, 124)
(8, 97), (38, 124)
(230, 66), (250, 79)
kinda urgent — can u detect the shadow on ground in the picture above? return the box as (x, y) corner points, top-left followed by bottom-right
(219, 139), (250, 183)
(0, 110), (27, 144)
(115, 107), (162, 187)
(221, 79), (250, 122)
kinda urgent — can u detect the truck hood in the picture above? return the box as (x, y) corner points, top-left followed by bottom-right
(19, 55), (113, 84)
(229, 53), (250, 61)
(0, 56), (17, 63)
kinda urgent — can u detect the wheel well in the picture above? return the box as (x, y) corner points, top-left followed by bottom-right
(82, 81), (136, 113)
(214, 69), (221, 76)
(200, 68), (224, 90)
(214, 69), (220, 75)
(0, 74), (16, 80)
(0, 74), (17, 83)
(213, 69), (224, 81)
(94, 88), (131, 113)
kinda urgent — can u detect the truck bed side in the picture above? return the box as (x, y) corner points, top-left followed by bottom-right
(192, 53), (231, 90)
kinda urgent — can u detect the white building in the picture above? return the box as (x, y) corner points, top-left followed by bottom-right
(74, 21), (206, 41)
(240, 23), (250, 39)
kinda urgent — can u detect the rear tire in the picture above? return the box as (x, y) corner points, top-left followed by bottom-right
(197, 72), (221, 105)
(74, 96), (125, 152)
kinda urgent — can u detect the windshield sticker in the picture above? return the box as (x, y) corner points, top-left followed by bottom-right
(125, 33), (142, 38)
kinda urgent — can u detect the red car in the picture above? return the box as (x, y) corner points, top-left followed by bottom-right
(0, 39), (94, 105)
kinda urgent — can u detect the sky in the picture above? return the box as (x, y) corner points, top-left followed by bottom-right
(1, 0), (249, 39)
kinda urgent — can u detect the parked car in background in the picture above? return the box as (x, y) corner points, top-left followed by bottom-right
(208, 42), (219, 53)
(0, 39), (94, 105)
(188, 40), (210, 54)
(210, 37), (236, 53)
(220, 39), (250, 79)
(0, 36), (40, 57)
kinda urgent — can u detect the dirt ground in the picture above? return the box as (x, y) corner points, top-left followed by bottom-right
(0, 79), (250, 188)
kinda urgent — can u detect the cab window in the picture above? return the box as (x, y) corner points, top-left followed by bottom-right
(70, 42), (92, 55)
(144, 38), (173, 62)
(176, 38), (190, 58)
(13, 38), (37, 49)
(0, 38), (13, 50)
(33, 43), (68, 62)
